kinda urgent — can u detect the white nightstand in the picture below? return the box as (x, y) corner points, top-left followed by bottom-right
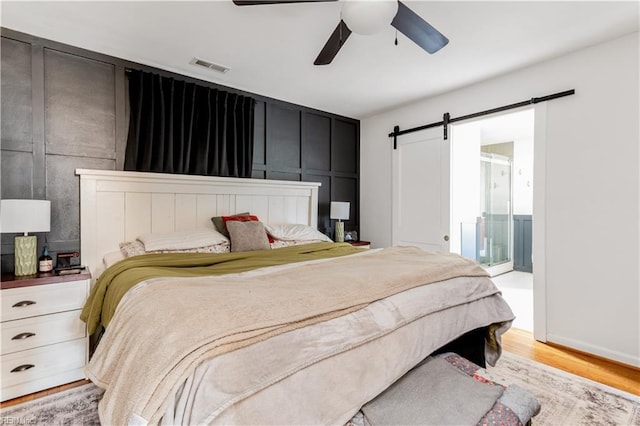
(0, 271), (90, 402)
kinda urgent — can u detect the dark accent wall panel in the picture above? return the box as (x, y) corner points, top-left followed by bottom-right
(1, 37), (32, 151)
(1, 36), (36, 273)
(251, 170), (266, 179)
(0, 28), (359, 273)
(0, 151), (34, 271)
(44, 49), (116, 159)
(266, 171), (301, 181)
(334, 119), (358, 173)
(1, 150), (33, 199)
(266, 104), (301, 171)
(46, 156), (115, 252)
(307, 174), (331, 231)
(304, 113), (331, 171)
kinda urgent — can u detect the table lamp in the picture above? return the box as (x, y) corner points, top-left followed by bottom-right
(330, 201), (350, 243)
(0, 199), (51, 276)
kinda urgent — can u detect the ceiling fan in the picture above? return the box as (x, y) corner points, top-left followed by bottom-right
(232, 0), (449, 65)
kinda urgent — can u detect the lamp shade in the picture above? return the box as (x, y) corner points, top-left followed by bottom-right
(0, 199), (51, 234)
(330, 201), (350, 221)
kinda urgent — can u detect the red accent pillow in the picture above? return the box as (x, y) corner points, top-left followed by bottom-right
(222, 215), (275, 243)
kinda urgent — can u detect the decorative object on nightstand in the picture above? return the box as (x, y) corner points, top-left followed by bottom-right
(56, 251), (81, 269)
(0, 271), (90, 401)
(330, 201), (350, 243)
(38, 246), (53, 273)
(54, 251), (86, 275)
(0, 199), (51, 276)
(344, 230), (358, 242)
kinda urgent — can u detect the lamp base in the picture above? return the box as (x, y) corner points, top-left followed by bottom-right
(14, 235), (37, 276)
(335, 221), (345, 243)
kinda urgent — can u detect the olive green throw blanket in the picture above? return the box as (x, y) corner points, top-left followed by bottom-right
(80, 242), (360, 335)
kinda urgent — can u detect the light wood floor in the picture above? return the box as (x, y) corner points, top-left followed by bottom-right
(1, 379), (91, 408)
(2, 328), (638, 409)
(502, 327), (640, 396)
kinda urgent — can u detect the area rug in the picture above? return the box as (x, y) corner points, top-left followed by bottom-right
(487, 351), (639, 425)
(0, 383), (101, 425)
(1, 351), (638, 425)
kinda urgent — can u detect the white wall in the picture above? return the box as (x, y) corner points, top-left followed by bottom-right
(360, 32), (639, 367)
(450, 122), (480, 256)
(512, 137), (534, 215)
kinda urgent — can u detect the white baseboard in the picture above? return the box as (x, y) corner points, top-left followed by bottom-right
(547, 333), (640, 368)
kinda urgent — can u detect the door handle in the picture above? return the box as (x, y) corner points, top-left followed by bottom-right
(12, 332), (36, 340)
(12, 300), (36, 308)
(10, 364), (35, 373)
(444, 235), (450, 242)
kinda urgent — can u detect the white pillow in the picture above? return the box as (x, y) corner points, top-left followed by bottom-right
(103, 250), (125, 268)
(264, 223), (332, 242)
(137, 228), (229, 252)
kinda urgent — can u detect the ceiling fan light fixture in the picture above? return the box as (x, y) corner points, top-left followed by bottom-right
(341, 0), (398, 35)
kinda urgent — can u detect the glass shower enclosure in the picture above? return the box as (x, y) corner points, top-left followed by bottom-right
(477, 153), (513, 273)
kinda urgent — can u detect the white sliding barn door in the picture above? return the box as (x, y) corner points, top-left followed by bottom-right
(392, 127), (450, 252)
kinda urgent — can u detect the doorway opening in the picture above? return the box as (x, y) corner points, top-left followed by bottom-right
(450, 108), (534, 331)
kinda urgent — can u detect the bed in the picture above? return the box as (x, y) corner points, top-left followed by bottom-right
(76, 169), (515, 425)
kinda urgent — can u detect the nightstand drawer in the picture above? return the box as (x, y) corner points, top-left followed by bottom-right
(1, 339), (86, 390)
(1, 280), (88, 322)
(1, 310), (86, 355)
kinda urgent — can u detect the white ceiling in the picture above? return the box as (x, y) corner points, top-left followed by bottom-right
(1, 1), (638, 119)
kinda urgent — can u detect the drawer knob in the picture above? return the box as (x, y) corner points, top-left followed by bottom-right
(10, 364), (35, 373)
(11, 332), (36, 340)
(12, 300), (36, 308)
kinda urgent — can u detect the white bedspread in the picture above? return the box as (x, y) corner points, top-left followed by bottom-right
(87, 248), (514, 425)
(162, 277), (513, 425)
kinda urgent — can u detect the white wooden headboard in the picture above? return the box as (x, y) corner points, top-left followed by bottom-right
(76, 169), (320, 279)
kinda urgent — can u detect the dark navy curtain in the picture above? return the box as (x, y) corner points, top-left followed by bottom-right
(124, 70), (255, 178)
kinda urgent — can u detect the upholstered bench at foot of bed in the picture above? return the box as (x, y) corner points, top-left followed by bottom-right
(347, 352), (541, 426)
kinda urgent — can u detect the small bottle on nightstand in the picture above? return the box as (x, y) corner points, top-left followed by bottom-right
(38, 246), (53, 273)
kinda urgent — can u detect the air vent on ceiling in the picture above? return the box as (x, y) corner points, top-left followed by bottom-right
(190, 57), (230, 74)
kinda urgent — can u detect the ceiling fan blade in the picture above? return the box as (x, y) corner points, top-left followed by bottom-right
(391, 1), (449, 54)
(233, 0), (336, 5)
(314, 20), (352, 65)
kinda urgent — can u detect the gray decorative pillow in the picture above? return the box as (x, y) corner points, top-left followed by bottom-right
(211, 212), (250, 238)
(226, 220), (271, 252)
